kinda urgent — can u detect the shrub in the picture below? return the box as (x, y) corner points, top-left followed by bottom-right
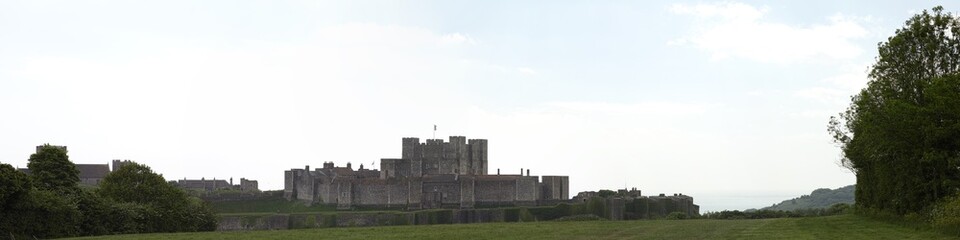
(931, 194), (960, 236)
(555, 214), (604, 221)
(664, 211), (688, 220)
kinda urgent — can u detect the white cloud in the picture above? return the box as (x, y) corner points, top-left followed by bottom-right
(516, 67), (538, 75)
(439, 33), (479, 45)
(547, 101), (713, 117)
(670, 2), (868, 63)
(669, 2), (766, 22)
(794, 63), (870, 105)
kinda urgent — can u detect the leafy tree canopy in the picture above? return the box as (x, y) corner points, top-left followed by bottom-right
(97, 162), (216, 232)
(829, 6), (960, 214)
(27, 144), (79, 193)
(0, 163), (31, 211)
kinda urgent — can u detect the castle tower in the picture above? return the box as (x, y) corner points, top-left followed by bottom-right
(423, 139), (444, 175)
(402, 138), (423, 177)
(445, 136), (473, 175)
(468, 139), (488, 175)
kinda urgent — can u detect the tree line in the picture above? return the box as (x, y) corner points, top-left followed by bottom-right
(0, 144), (216, 239)
(703, 203), (852, 220)
(828, 6), (960, 232)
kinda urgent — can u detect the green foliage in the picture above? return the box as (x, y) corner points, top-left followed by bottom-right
(527, 204), (573, 221)
(27, 144), (80, 193)
(11, 189), (82, 238)
(413, 209), (453, 225)
(763, 185), (855, 211)
(702, 207), (852, 220)
(209, 197), (344, 213)
(829, 6), (960, 216)
(597, 189), (616, 198)
(1, 163), (85, 239)
(0, 163), (31, 212)
(75, 188), (114, 236)
(98, 161), (217, 233)
(553, 214), (604, 221)
(2, 149), (217, 238)
(586, 197), (607, 218)
(502, 207), (535, 222)
(664, 211), (689, 220)
(931, 193), (960, 235)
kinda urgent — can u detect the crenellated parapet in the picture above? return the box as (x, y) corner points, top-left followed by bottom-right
(283, 136), (569, 210)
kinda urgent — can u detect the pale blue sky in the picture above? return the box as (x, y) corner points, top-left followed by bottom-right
(1, 1), (955, 211)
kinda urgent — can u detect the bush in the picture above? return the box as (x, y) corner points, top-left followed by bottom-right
(528, 204), (573, 221)
(586, 197), (607, 218)
(665, 211), (689, 220)
(14, 189), (82, 238)
(931, 194), (960, 236)
(555, 214), (604, 221)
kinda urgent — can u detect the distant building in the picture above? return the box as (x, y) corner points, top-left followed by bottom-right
(175, 177), (260, 192)
(573, 188), (700, 217)
(76, 163), (110, 186)
(17, 145), (122, 187)
(284, 136), (570, 210)
(16, 145), (260, 191)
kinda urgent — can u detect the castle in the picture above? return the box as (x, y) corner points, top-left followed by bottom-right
(284, 136), (570, 210)
(176, 177), (260, 192)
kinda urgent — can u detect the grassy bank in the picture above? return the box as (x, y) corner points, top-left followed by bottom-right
(70, 214), (953, 240)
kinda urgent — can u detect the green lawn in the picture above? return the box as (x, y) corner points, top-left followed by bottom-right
(69, 215), (953, 240)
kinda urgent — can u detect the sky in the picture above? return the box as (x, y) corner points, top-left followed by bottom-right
(1, 1), (956, 212)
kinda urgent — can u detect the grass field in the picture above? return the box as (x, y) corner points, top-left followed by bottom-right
(70, 214), (953, 240)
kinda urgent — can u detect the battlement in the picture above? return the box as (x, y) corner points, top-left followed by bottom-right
(284, 136), (569, 210)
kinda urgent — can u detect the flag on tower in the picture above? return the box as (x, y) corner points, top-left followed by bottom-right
(434, 124), (437, 131)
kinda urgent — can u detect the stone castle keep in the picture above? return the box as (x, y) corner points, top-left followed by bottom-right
(284, 136), (570, 209)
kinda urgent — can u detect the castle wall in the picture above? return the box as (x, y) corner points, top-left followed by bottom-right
(407, 178), (423, 209)
(421, 175), (462, 206)
(474, 177), (518, 203)
(402, 138), (422, 161)
(353, 179), (410, 206)
(468, 139), (487, 175)
(317, 179), (334, 204)
(422, 139), (442, 175)
(240, 178), (259, 191)
(541, 176), (569, 200)
(460, 176), (475, 208)
(284, 170), (294, 199)
(282, 136), (570, 210)
(410, 158), (422, 178)
(295, 171), (316, 203)
(448, 136), (469, 175)
(336, 182), (352, 209)
(516, 176), (539, 203)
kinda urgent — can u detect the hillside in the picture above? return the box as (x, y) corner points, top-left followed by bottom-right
(762, 185), (855, 211)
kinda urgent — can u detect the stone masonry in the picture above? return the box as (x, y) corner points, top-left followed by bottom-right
(284, 136), (570, 210)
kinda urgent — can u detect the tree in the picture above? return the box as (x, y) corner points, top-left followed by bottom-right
(27, 144), (79, 193)
(98, 162), (216, 232)
(0, 163), (33, 237)
(829, 6), (960, 215)
(0, 163), (30, 211)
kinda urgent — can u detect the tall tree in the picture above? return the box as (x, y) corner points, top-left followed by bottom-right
(27, 144), (80, 193)
(98, 162), (216, 232)
(829, 6), (960, 214)
(0, 163), (30, 211)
